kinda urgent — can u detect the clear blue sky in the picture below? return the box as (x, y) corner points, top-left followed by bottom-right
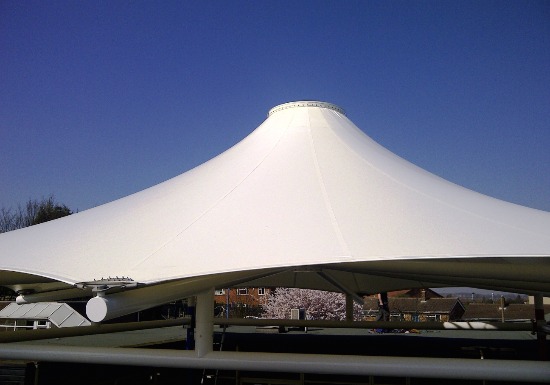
(1, 1), (549, 212)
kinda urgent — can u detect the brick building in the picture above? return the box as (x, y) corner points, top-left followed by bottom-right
(461, 303), (550, 322)
(214, 287), (273, 317)
(363, 289), (465, 322)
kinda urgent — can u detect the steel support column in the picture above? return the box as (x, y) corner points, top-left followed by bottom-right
(345, 294), (353, 322)
(195, 288), (214, 357)
(534, 293), (547, 360)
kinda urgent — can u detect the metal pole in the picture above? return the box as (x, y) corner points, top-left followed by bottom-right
(226, 288), (230, 319)
(0, 318), (533, 345)
(196, 288), (214, 357)
(186, 296), (196, 351)
(16, 288), (91, 304)
(534, 294), (547, 360)
(345, 294), (353, 322)
(213, 318), (533, 331)
(2, 345), (550, 383)
(0, 318), (189, 343)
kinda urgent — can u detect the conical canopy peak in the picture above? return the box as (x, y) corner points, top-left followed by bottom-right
(268, 101), (346, 117)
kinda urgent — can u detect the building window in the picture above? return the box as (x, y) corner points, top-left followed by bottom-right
(214, 289), (225, 295)
(35, 320), (50, 329)
(258, 287), (266, 295)
(426, 314), (442, 322)
(237, 288), (248, 296)
(390, 313), (402, 322)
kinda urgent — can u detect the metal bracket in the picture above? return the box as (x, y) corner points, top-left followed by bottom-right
(75, 277), (141, 295)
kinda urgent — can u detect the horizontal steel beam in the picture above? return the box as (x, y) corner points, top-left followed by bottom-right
(0, 317), (534, 343)
(0, 318), (189, 343)
(1, 344), (549, 383)
(214, 318), (534, 331)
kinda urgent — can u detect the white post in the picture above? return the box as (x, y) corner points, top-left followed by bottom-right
(346, 294), (353, 322)
(195, 288), (214, 357)
(187, 296), (196, 310)
(534, 293), (547, 360)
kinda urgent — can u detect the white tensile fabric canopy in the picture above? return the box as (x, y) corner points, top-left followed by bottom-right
(1, 101), (549, 321)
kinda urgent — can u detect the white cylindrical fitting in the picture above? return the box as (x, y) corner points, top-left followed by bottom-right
(85, 282), (197, 322)
(86, 296), (110, 323)
(84, 269), (279, 322)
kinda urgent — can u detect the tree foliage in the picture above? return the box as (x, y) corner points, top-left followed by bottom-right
(261, 288), (363, 321)
(0, 196), (72, 233)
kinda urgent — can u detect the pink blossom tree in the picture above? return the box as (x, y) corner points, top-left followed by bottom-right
(261, 288), (363, 321)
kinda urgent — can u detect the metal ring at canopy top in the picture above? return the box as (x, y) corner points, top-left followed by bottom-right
(268, 101), (346, 117)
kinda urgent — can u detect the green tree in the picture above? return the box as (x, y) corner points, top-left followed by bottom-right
(31, 196), (72, 225)
(0, 196), (72, 233)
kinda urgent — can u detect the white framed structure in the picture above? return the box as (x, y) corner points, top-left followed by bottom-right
(0, 101), (549, 380)
(0, 302), (91, 330)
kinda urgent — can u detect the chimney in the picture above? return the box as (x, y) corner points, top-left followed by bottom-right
(421, 289), (427, 302)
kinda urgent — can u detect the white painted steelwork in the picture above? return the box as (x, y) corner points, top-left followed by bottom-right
(0, 318), (188, 343)
(0, 318), (535, 344)
(16, 288), (91, 304)
(84, 269), (281, 321)
(267, 101), (346, 116)
(1, 345), (549, 383)
(195, 288), (214, 357)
